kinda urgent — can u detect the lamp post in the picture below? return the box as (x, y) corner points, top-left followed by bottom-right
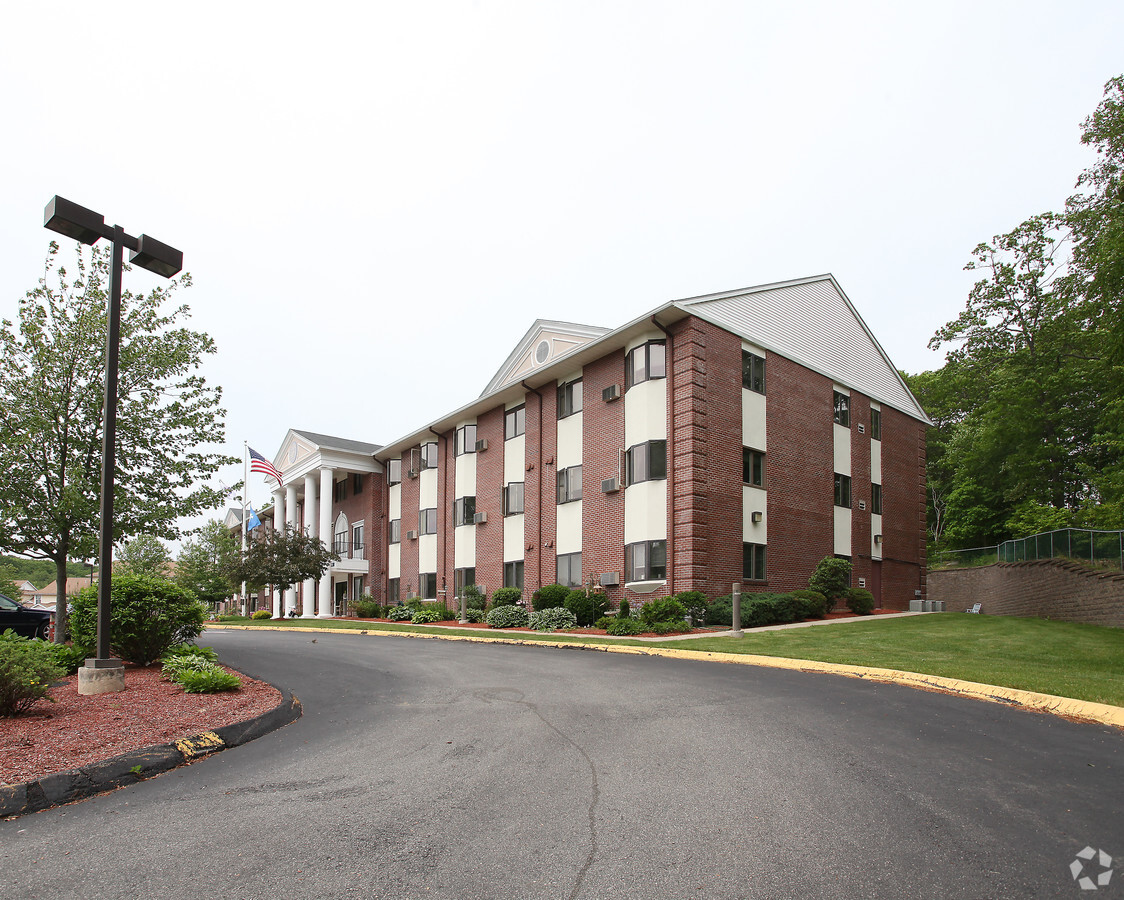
(43, 196), (182, 695)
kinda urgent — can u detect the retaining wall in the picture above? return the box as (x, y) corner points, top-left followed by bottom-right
(928, 559), (1124, 627)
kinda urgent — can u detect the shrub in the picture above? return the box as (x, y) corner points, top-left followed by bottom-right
(51, 642), (90, 676)
(486, 605), (529, 628)
(162, 643), (218, 664)
(463, 584), (487, 611)
(533, 583), (571, 611)
(387, 605), (414, 621)
(647, 619), (693, 635)
(411, 608), (442, 624)
(606, 618), (644, 636)
(676, 591), (710, 627)
(564, 589), (608, 626)
(845, 587), (875, 615)
(69, 573), (206, 667)
(0, 630), (64, 716)
(489, 587), (522, 608)
(809, 556), (853, 601)
(528, 607), (578, 632)
(217, 614), (250, 622)
(462, 608), (485, 623)
(768, 593), (803, 625)
(742, 597), (777, 628)
(707, 594), (734, 626)
(176, 664), (241, 693)
(791, 589), (828, 619)
(639, 596), (687, 628)
(355, 599), (381, 618)
(618, 599), (631, 619)
(251, 609), (273, 620)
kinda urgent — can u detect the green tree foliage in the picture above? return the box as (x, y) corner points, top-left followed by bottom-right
(809, 556), (852, 601)
(912, 76), (1124, 550)
(175, 520), (240, 607)
(231, 524), (339, 596)
(0, 243), (235, 641)
(0, 565), (21, 602)
(69, 572), (205, 667)
(118, 534), (171, 577)
(0, 556), (87, 588)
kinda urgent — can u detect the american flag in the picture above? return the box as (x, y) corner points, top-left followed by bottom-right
(248, 446), (283, 484)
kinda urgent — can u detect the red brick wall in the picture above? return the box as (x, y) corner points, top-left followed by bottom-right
(849, 393), (873, 592)
(522, 384), (559, 593)
(398, 449), (420, 599)
(879, 405), (928, 608)
(474, 408), (505, 597)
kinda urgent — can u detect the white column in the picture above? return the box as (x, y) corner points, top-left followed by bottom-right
(318, 466), (335, 617)
(301, 471), (318, 618)
(272, 488), (285, 619)
(285, 482), (299, 614)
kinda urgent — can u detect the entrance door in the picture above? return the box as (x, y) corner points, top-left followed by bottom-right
(871, 561), (882, 608)
(335, 580), (347, 616)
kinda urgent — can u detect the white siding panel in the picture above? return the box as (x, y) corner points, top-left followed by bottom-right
(834, 423), (851, 475)
(504, 434), (526, 484)
(557, 413), (582, 468)
(834, 507), (852, 556)
(556, 500), (582, 554)
(871, 513), (883, 560)
(504, 514), (524, 563)
(742, 389), (766, 451)
(742, 486), (767, 542)
(624, 480), (667, 545)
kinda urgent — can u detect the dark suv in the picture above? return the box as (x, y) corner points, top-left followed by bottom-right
(0, 593), (51, 639)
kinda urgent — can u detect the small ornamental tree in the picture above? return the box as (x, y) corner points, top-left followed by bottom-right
(533, 583), (570, 611)
(69, 572), (205, 667)
(231, 524), (339, 598)
(809, 556), (853, 604)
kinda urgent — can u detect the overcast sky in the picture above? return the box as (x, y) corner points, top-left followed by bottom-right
(2, 1), (1122, 543)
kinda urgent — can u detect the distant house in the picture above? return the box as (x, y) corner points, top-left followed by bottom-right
(15, 580), (40, 605)
(36, 576), (94, 610)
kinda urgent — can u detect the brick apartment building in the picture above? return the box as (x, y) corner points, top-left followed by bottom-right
(247, 274), (930, 616)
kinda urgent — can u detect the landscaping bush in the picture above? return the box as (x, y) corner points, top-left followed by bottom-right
(528, 607), (578, 632)
(618, 599), (631, 619)
(489, 587), (522, 608)
(639, 596), (688, 628)
(707, 594), (734, 626)
(605, 617), (644, 636)
(176, 664), (241, 693)
(791, 589), (829, 619)
(354, 599), (381, 618)
(411, 608), (442, 624)
(845, 587), (876, 615)
(766, 592), (803, 625)
(464, 584), (487, 611)
(0, 630), (64, 716)
(462, 608), (485, 623)
(742, 597), (777, 628)
(646, 619), (693, 635)
(532, 583), (571, 611)
(162, 643), (219, 664)
(486, 605), (529, 628)
(251, 609), (272, 620)
(50, 642), (91, 675)
(69, 573), (206, 667)
(387, 605), (414, 621)
(676, 591), (710, 627)
(809, 556), (853, 603)
(564, 589), (608, 626)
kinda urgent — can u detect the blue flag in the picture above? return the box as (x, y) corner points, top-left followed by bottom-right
(247, 505), (262, 531)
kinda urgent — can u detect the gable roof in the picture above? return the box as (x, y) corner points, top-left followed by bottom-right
(481, 320), (611, 396)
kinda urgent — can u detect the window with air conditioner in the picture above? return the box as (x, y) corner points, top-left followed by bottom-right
(557, 379), (583, 419)
(557, 465), (582, 503)
(453, 496), (476, 527)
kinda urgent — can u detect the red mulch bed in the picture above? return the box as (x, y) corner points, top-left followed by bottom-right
(1, 664), (281, 786)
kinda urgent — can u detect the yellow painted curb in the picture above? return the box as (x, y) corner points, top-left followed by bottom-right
(174, 731), (225, 759)
(204, 623), (1124, 729)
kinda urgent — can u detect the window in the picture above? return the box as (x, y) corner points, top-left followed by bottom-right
(503, 482), (525, 516)
(333, 479), (346, 502)
(421, 442), (438, 469)
(743, 542), (766, 581)
(626, 440), (667, 485)
(454, 567), (476, 599)
(453, 496), (476, 526)
(626, 540), (667, 582)
(389, 518), (401, 544)
(504, 560), (524, 590)
(420, 573), (437, 600)
(557, 551), (582, 588)
(870, 408), (882, 441)
(419, 507), (437, 535)
(558, 379), (583, 419)
(557, 465), (582, 503)
(455, 424), (477, 456)
(387, 578), (400, 606)
(834, 473), (852, 509)
(626, 340), (666, 389)
(387, 459), (402, 486)
(742, 447), (765, 487)
(334, 529), (347, 554)
(504, 405), (526, 440)
(353, 473), (364, 494)
(833, 391), (851, 427)
(353, 575), (365, 599)
(742, 351), (765, 394)
(871, 483), (883, 516)
(352, 523), (364, 551)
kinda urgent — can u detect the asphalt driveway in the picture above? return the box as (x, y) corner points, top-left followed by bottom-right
(2, 628), (1120, 899)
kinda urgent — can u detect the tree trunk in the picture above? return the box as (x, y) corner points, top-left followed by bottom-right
(52, 552), (68, 645)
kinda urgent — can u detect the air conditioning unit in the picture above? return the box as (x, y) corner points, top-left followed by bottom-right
(602, 384), (620, 402)
(600, 572), (620, 586)
(407, 468), (418, 479)
(601, 476), (620, 493)
(473, 512), (487, 524)
(475, 438), (489, 452)
(406, 529), (418, 540)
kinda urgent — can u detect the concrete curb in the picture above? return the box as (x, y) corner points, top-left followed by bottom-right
(0, 681), (301, 820)
(206, 623), (1124, 730)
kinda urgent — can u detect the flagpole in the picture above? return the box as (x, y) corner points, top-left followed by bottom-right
(242, 441), (249, 616)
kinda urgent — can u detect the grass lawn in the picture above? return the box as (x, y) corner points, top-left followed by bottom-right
(209, 614), (1124, 707)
